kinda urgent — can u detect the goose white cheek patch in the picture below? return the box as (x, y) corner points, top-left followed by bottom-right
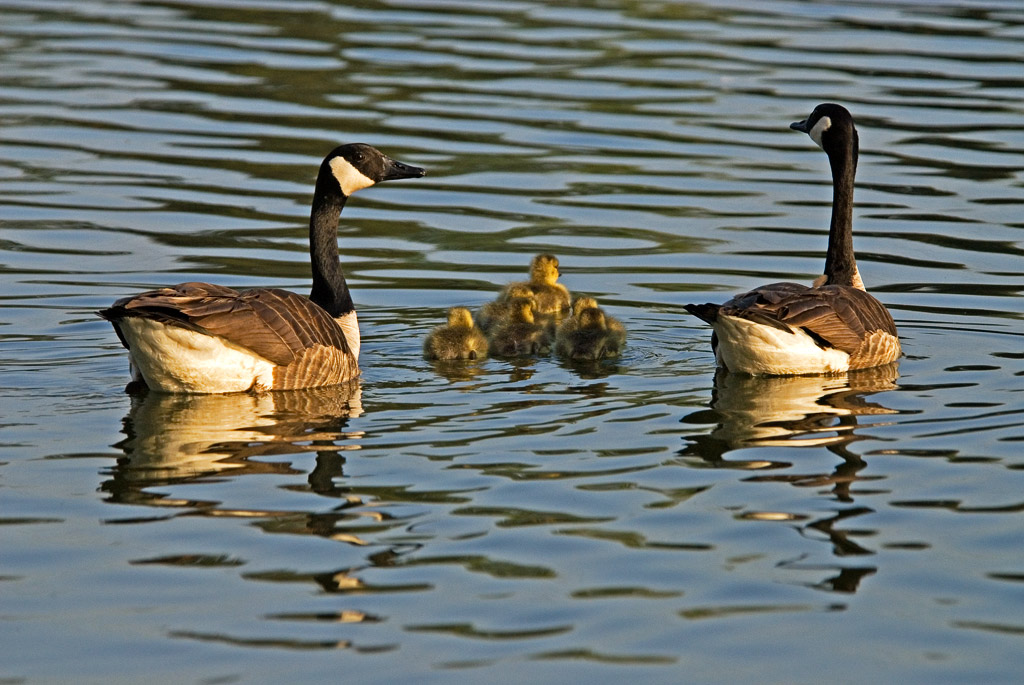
(808, 115), (832, 148)
(330, 157), (375, 196)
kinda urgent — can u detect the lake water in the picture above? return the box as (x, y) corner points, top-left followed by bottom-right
(2, 1), (1022, 682)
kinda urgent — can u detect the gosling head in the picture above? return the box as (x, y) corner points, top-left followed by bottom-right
(572, 296), (599, 318)
(322, 143), (425, 197)
(508, 297), (536, 324)
(447, 307), (475, 329)
(529, 254), (561, 286)
(578, 307), (606, 330)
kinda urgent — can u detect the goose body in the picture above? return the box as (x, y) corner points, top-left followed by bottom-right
(684, 103), (900, 375)
(424, 307), (489, 361)
(501, 254), (571, 315)
(99, 144), (424, 393)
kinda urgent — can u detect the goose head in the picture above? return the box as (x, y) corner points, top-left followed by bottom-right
(790, 103), (857, 154)
(323, 143), (425, 197)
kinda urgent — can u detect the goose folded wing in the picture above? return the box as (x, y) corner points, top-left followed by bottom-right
(109, 283), (350, 365)
(685, 282), (809, 327)
(726, 284), (896, 354)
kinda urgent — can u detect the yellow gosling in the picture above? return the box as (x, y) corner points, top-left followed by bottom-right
(424, 307), (489, 361)
(555, 299), (626, 360)
(488, 297), (552, 357)
(477, 284), (534, 333)
(501, 254), (571, 314)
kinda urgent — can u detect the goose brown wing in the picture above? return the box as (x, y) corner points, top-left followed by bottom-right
(685, 282), (805, 328)
(720, 283), (897, 355)
(99, 282), (351, 365)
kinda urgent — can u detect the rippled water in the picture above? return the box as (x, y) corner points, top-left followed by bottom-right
(2, 1), (1023, 682)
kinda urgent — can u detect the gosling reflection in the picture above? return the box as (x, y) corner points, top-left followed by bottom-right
(680, 364), (898, 500)
(103, 382), (363, 507)
(427, 358), (490, 383)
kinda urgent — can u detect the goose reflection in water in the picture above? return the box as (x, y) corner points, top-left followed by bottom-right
(680, 363), (899, 499)
(103, 381), (364, 509)
(680, 366), (900, 592)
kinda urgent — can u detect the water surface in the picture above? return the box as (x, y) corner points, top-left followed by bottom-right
(2, 1), (1023, 683)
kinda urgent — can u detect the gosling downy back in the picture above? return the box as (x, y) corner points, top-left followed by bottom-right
(488, 297), (552, 356)
(477, 284), (535, 333)
(556, 298), (626, 360)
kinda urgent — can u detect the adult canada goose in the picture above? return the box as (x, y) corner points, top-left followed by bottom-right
(501, 254), (571, 314)
(488, 297), (552, 356)
(423, 307), (489, 361)
(555, 296), (626, 360)
(684, 103), (900, 375)
(99, 143), (425, 393)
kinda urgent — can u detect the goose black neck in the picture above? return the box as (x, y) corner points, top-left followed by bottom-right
(308, 174), (353, 317)
(823, 130), (859, 287)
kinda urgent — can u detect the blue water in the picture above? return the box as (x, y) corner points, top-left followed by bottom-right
(1, 1), (1023, 683)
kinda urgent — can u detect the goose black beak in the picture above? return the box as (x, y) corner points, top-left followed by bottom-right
(382, 158), (426, 182)
(790, 118), (810, 133)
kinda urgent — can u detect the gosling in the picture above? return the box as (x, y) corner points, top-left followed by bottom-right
(555, 298), (626, 360)
(477, 284), (535, 334)
(488, 297), (552, 356)
(424, 307), (489, 361)
(501, 254), (571, 315)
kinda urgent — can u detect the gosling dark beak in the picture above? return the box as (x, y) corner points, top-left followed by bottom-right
(790, 118), (810, 133)
(381, 157), (426, 182)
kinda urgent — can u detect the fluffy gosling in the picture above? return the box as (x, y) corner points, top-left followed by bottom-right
(424, 307), (489, 361)
(477, 283), (534, 333)
(500, 254), (571, 314)
(488, 297), (553, 356)
(555, 298), (626, 360)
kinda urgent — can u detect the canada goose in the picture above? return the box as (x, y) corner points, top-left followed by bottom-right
(555, 297), (626, 360)
(98, 143), (425, 393)
(488, 297), (552, 356)
(501, 254), (571, 314)
(684, 104), (900, 375)
(423, 307), (489, 361)
(476, 283), (534, 333)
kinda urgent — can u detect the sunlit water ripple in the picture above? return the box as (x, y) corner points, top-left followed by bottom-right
(1, 0), (1022, 682)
